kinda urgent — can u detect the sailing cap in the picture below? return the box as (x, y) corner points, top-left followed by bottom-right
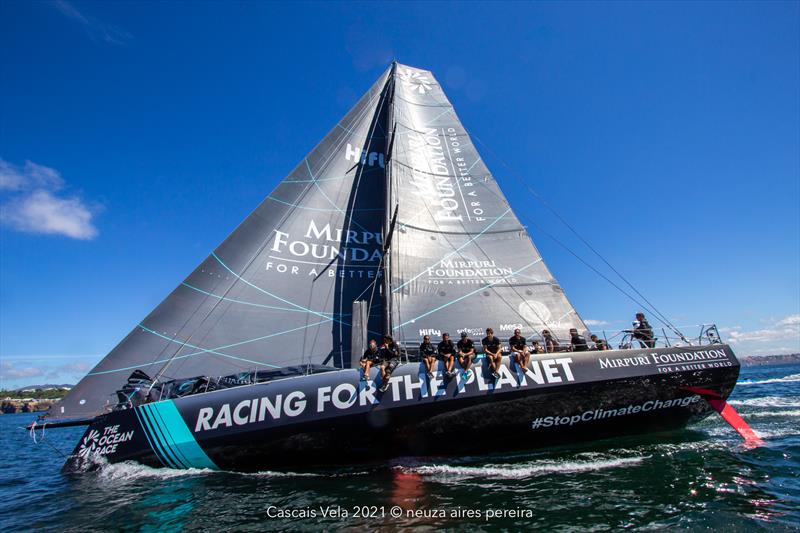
(461, 332), (468, 337)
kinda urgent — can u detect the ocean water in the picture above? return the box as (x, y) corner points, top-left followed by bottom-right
(1, 365), (798, 532)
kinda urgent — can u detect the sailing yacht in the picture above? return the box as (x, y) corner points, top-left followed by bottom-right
(32, 63), (748, 472)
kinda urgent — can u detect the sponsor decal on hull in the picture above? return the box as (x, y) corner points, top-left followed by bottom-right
(598, 348), (734, 374)
(193, 357), (576, 433)
(77, 425), (134, 459)
(530, 395), (703, 429)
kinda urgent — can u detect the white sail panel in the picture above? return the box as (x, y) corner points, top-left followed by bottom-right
(388, 64), (586, 345)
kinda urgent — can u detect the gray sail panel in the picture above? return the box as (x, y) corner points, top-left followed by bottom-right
(48, 68), (391, 421)
(388, 64), (586, 345)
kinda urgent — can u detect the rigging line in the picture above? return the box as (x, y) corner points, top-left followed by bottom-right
(467, 130), (686, 339)
(522, 216), (676, 332)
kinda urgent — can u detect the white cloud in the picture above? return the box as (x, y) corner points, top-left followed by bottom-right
(0, 158), (100, 239)
(0, 159), (63, 191)
(0, 361), (44, 380)
(584, 319), (610, 327)
(1, 359), (96, 389)
(51, 0), (132, 46)
(722, 314), (800, 356)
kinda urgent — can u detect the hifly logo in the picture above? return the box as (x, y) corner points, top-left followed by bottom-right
(399, 68), (433, 94)
(77, 429), (100, 458)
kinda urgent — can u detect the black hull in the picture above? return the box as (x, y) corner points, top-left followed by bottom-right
(65, 345), (740, 472)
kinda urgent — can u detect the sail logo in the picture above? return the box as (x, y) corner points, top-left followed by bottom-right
(268, 220), (383, 277)
(406, 127), (462, 222)
(344, 143), (385, 168)
(398, 68), (433, 94)
(426, 258), (514, 286)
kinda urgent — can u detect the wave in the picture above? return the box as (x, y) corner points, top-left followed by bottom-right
(96, 460), (216, 481)
(728, 396), (800, 407)
(754, 427), (800, 439)
(737, 373), (800, 386)
(395, 456), (646, 479)
(93, 459), (331, 480)
(743, 410), (800, 419)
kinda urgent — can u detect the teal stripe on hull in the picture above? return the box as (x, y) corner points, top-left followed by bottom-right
(141, 401), (218, 470)
(132, 406), (168, 468)
(137, 406), (181, 468)
(140, 405), (187, 469)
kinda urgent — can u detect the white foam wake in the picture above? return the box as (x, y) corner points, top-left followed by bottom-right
(743, 410), (800, 419)
(96, 460), (215, 482)
(737, 373), (800, 386)
(94, 460), (325, 480)
(396, 456), (646, 480)
(728, 396), (800, 407)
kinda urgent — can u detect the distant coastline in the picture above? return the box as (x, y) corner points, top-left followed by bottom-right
(1, 385), (71, 415)
(740, 353), (800, 366)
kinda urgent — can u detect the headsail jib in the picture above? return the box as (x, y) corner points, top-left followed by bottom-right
(385, 64), (587, 345)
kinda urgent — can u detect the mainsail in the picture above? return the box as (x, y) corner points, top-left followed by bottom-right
(50, 68), (393, 420)
(48, 63), (586, 422)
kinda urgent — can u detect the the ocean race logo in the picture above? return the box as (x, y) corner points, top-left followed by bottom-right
(398, 67), (433, 94)
(268, 219), (382, 278)
(77, 425), (133, 458)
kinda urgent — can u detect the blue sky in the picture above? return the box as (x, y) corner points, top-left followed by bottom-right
(1, 1), (798, 388)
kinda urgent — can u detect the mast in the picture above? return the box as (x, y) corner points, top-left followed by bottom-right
(382, 61), (398, 336)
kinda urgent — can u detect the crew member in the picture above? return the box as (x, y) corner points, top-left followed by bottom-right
(457, 332), (476, 378)
(482, 327), (502, 380)
(438, 333), (457, 378)
(509, 329), (530, 369)
(360, 339), (380, 381)
(569, 328), (588, 352)
(531, 340), (545, 354)
(542, 330), (559, 353)
(419, 335), (437, 379)
(590, 334), (610, 351)
(379, 335), (400, 384)
(633, 312), (656, 348)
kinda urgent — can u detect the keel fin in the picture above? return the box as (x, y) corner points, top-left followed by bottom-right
(683, 387), (764, 447)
